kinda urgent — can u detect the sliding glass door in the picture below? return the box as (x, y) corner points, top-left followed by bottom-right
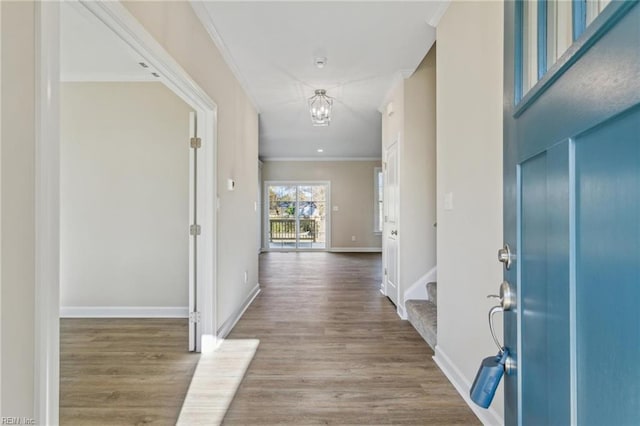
(266, 182), (329, 250)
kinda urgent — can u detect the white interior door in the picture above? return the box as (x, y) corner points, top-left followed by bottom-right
(384, 142), (399, 305)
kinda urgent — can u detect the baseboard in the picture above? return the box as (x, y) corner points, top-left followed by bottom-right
(403, 266), (437, 303)
(217, 283), (261, 339)
(329, 247), (382, 253)
(60, 306), (189, 318)
(397, 304), (407, 320)
(434, 345), (504, 426)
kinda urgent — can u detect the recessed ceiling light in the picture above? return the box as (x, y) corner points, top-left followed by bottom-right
(314, 57), (327, 69)
(317, 148), (324, 153)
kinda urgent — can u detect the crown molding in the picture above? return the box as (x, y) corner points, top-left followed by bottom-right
(189, 1), (261, 113)
(377, 69), (414, 113)
(427, 1), (451, 27)
(60, 72), (158, 82)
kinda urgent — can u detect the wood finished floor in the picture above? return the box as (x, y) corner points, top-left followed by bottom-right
(60, 318), (199, 425)
(223, 252), (480, 425)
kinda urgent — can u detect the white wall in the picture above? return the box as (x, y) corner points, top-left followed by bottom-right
(261, 160), (383, 249)
(381, 46), (437, 308)
(60, 82), (192, 311)
(434, 1), (505, 423)
(401, 47), (437, 298)
(1, 1), (36, 417)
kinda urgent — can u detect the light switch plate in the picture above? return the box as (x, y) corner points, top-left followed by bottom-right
(444, 192), (454, 211)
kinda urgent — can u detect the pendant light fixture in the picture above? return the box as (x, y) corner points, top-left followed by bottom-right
(308, 89), (333, 126)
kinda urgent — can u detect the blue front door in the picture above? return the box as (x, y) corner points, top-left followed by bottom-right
(503, 1), (640, 424)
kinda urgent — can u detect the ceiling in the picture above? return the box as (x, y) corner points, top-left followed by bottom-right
(195, 1), (447, 160)
(60, 2), (159, 82)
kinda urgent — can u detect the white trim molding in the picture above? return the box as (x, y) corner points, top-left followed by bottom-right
(189, 1), (260, 112)
(0, 2), (3, 413)
(60, 306), (189, 318)
(426, 1), (451, 27)
(329, 247), (382, 253)
(60, 72), (157, 83)
(434, 345), (504, 426)
(35, 2), (61, 424)
(397, 304), (407, 320)
(377, 69), (414, 113)
(403, 266), (437, 303)
(217, 284), (261, 340)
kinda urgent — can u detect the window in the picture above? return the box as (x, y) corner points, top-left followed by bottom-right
(517, 0), (612, 102)
(374, 167), (383, 234)
(266, 182), (329, 250)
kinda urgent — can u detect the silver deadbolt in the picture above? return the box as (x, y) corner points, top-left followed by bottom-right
(498, 244), (513, 270)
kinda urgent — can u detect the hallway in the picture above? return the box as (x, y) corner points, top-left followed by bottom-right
(223, 253), (479, 424)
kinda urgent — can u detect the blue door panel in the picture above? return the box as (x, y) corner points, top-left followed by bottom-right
(520, 143), (571, 425)
(575, 105), (640, 425)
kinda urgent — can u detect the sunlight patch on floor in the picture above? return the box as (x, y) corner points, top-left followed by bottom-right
(177, 339), (259, 425)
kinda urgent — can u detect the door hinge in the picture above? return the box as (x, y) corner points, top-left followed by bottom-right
(384, 267), (388, 276)
(190, 224), (201, 236)
(189, 311), (201, 323)
(190, 137), (202, 149)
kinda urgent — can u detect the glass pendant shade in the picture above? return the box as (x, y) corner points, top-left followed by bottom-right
(308, 89), (333, 126)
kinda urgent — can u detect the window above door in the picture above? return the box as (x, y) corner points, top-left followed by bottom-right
(514, 0), (631, 114)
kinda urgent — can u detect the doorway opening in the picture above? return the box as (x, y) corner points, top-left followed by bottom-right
(34, 2), (218, 423)
(264, 182), (330, 250)
(57, 3), (207, 423)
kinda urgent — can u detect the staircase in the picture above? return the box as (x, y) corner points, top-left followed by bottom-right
(405, 282), (437, 350)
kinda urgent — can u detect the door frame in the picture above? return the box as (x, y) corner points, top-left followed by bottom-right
(263, 181), (332, 252)
(35, 1), (218, 423)
(381, 139), (401, 311)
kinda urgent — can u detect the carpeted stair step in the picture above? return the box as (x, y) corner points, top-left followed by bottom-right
(427, 281), (437, 304)
(405, 299), (437, 350)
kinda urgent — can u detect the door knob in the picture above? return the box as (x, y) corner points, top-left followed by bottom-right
(486, 281), (515, 310)
(497, 244), (513, 270)
(391, 230), (398, 236)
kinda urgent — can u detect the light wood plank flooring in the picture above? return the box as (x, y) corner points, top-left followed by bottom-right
(60, 318), (199, 425)
(222, 252), (480, 425)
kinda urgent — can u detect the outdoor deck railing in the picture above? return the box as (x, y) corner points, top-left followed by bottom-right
(269, 218), (317, 242)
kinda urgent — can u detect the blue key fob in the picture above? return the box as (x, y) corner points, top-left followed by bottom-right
(470, 350), (508, 409)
